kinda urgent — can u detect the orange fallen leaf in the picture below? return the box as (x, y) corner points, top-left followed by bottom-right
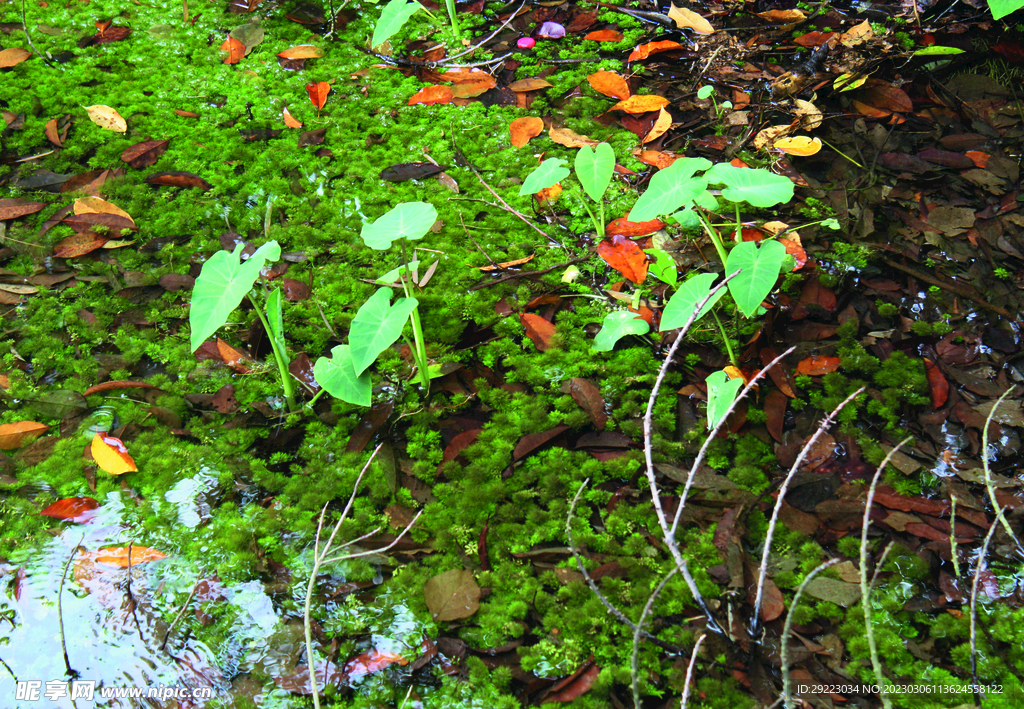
(476, 254), (535, 271)
(283, 106), (303, 128)
(509, 116), (544, 148)
(548, 126), (598, 148)
(306, 81), (331, 114)
(520, 313), (557, 351)
(0, 421), (49, 450)
(587, 70), (630, 100)
(643, 108), (672, 143)
(221, 35), (245, 64)
(634, 149), (677, 169)
(277, 45), (323, 59)
(965, 151), (989, 168)
(610, 94), (670, 114)
(756, 8), (806, 22)
(53, 233), (109, 258)
(408, 85), (454, 106)
(39, 497), (99, 521)
(344, 649), (409, 680)
(628, 40), (683, 62)
(91, 432), (137, 475)
(598, 234), (648, 284)
(924, 358), (949, 409)
(606, 214), (666, 237)
(584, 29), (623, 42)
(93, 546), (168, 567)
(508, 77), (552, 92)
(795, 355), (841, 376)
(778, 238), (807, 270)
(217, 337), (253, 373)
(438, 68), (497, 87)
(0, 48), (32, 68)
(535, 182), (562, 206)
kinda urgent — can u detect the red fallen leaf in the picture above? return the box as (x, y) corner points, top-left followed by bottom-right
(568, 378), (608, 429)
(306, 81), (331, 113)
(145, 171), (212, 190)
(216, 338), (253, 373)
(992, 40), (1024, 63)
(856, 83), (912, 114)
(520, 313), (556, 351)
(737, 227), (765, 242)
(512, 424), (571, 464)
(965, 150), (989, 168)
(0, 198), (48, 220)
(629, 304), (656, 327)
(627, 40), (683, 62)
(39, 497), (99, 521)
(778, 237), (807, 270)
(53, 233), (109, 258)
(792, 30), (837, 47)
(924, 358), (949, 409)
(83, 380), (162, 397)
(0, 421), (49, 450)
(408, 85), (454, 106)
(764, 390), (788, 442)
(437, 428), (481, 475)
(597, 234), (648, 283)
(584, 29), (623, 42)
(795, 355), (841, 376)
(544, 658), (600, 702)
(221, 35), (246, 64)
(344, 649), (409, 680)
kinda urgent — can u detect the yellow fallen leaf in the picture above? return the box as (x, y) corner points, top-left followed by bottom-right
(74, 196), (135, 227)
(668, 5), (714, 34)
(548, 126), (599, 148)
(642, 108), (672, 144)
(93, 546), (168, 567)
(91, 432), (137, 475)
(773, 135), (822, 156)
(84, 105), (127, 133)
(276, 45), (323, 59)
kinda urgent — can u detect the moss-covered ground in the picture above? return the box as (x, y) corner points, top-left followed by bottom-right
(2, 0), (1024, 707)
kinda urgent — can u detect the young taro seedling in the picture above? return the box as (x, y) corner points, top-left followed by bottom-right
(520, 142), (615, 237)
(594, 159), (796, 425)
(372, 0), (460, 48)
(311, 201), (437, 407)
(190, 240), (298, 413)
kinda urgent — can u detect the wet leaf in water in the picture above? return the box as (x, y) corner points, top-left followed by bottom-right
(424, 568), (481, 621)
(91, 431), (137, 475)
(93, 545), (167, 566)
(39, 496), (99, 520)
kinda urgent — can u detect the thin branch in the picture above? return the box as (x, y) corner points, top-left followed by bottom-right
(680, 633), (706, 709)
(631, 567), (677, 707)
(58, 536), (85, 680)
(981, 386), (1023, 554)
(751, 387), (865, 637)
(466, 165), (562, 248)
(161, 577), (202, 652)
(971, 510), (1005, 707)
(782, 558), (841, 708)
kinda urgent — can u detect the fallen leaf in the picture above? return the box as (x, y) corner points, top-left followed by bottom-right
(83, 380), (162, 396)
(628, 40), (683, 62)
(306, 81), (331, 113)
(508, 77), (552, 91)
(93, 545), (167, 566)
(0, 199), (48, 220)
(756, 8), (806, 22)
(0, 421), (49, 450)
(475, 254), (535, 271)
(634, 149), (677, 169)
(795, 355), (841, 376)
(220, 35), (246, 64)
(534, 182), (562, 206)
(276, 44), (323, 58)
(74, 196), (134, 227)
(568, 378), (608, 429)
(282, 106), (303, 128)
(598, 235), (649, 283)
(408, 85), (453, 106)
(668, 5), (714, 33)
(53, 233), (109, 258)
(520, 313), (557, 351)
(509, 116), (544, 148)
(643, 107), (672, 144)
(120, 140), (170, 168)
(606, 214), (665, 236)
(84, 105), (127, 133)
(778, 237), (807, 270)
(856, 84), (912, 114)
(610, 94), (670, 113)
(544, 659), (600, 702)
(44, 115), (70, 147)
(217, 338), (253, 373)
(584, 29), (622, 42)
(587, 70), (630, 100)
(91, 431), (137, 475)
(39, 497), (99, 521)
(924, 358), (949, 409)
(0, 47), (32, 68)
(548, 126), (598, 148)
(424, 568), (481, 621)
(344, 649), (409, 680)
(145, 171), (212, 190)
(774, 136), (821, 156)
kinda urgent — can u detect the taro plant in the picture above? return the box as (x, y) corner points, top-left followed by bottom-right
(189, 240), (299, 413)
(371, 0), (460, 47)
(520, 142), (615, 237)
(311, 201), (437, 407)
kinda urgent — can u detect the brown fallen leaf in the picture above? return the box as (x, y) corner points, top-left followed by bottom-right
(0, 199), (48, 220)
(145, 171), (212, 190)
(0, 421), (49, 450)
(509, 117), (544, 148)
(548, 126), (598, 148)
(507, 77), (552, 92)
(120, 140), (170, 168)
(0, 48), (32, 68)
(520, 313), (557, 351)
(424, 568), (481, 621)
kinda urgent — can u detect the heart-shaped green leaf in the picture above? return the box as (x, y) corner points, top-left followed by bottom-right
(349, 288), (419, 375)
(314, 345), (372, 406)
(519, 158), (570, 196)
(372, 0), (422, 47)
(706, 369), (743, 430)
(629, 157), (712, 222)
(594, 310), (650, 351)
(189, 240), (281, 352)
(644, 249), (678, 287)
(575, 143), (615, 203)
(361, 201), (437, 250)
(704, 164), (794, 208)
(724, 240), (787, 317)
(660, 272), (726, 331)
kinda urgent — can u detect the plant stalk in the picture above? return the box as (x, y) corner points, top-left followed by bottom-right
(250, 297), (298, 413)
(710, 309), (737, 367)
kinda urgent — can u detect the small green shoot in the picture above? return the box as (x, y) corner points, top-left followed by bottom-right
(593, 311), (650, 351)
(705, 370), (743, 429)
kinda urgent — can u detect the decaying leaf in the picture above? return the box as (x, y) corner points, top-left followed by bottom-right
(424, 568), (481, 621)
(548, 126), (598, 148)
(84, 105), (127, 133)
(0, 199), (48, 220)
(120, 140), (170, 168)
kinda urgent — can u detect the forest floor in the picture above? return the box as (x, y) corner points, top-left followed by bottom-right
(1, 0), (1024, 706)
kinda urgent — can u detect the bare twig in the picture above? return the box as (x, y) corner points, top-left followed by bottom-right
(20, 0), (53, 67)
(58, 536), (85, 680)
(161, 577), (202, 652)
(751, 387), (865, 637)
(858, 436), (913, 709)
(680, 633), (706, 709)
(981, 387), (1023, 554)
(631, 568), (677, 707)
(971, 510), (1005, 707)
(304, 444), (423, 709)
(782, 558), (841, 708)
(466, 166), (563, 248)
